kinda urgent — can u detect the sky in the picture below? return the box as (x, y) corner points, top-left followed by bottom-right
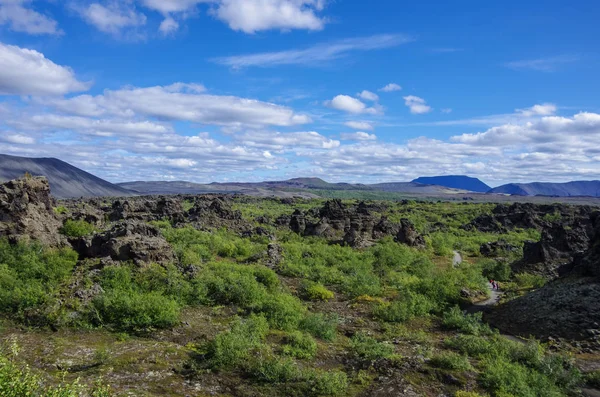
(0, 0), (599, 187)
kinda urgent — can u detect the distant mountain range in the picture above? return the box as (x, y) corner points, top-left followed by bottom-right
(0, 154), (133, 199)
(412, 175), (492, 193)
(2, 154), (600, 199)
(119, 178), (466, 196)
(490, 181), (600, 197)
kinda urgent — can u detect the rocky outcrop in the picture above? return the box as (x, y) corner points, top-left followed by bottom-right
(188, 197), (250, 232)
(513, 223), (592, 278)
(110, 197), (185, 223)
(288, 200), (426, 248)
(463, 202), (593, 233)
(396, 219), (426, 248)
(72, 221), (175, 265)
(488, 210), (600, 350)
(0, 176), (64, 247)
(480, 240), (517, 258)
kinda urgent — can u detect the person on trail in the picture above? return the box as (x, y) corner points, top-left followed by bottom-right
(494, 281), (500, 291)
(490, 279), (495, 290)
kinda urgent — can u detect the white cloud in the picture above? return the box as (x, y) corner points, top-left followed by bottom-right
(344, 121), (374, 131)
(212, 34), (413, 68)
(379, 83), (401, 92)
(357, 90), (378, 102)
(0, 0), (61, 35)
(34, 83), (311, 128)
(403, 95), (432, 114)
(325, 95), (381, 115)
(0, 132), (35, 144)
(516, 103), (557, 117)
(233, 130), (340, 150)
(159, 16), (179, 35)
(441, 108), (452, 114)
(506, 55), (579, 72)
(213, 0), (326, 33)
(0, 43), (91, 96)
(76, 2), (147, 36)
(139, 0), (207, 14)
(340, 131), (376, 141)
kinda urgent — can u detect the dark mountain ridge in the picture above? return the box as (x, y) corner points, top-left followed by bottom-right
(0, 154), (134, 199)
(490, 181), (600, 197)
(412, 175), (491, 193)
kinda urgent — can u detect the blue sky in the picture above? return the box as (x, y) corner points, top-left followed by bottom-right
(1, 0), (599, 187)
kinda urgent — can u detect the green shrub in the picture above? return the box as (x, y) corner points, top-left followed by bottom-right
(350, 332), (395, 362)
(282, 331), (317, 359)
(480, 259), (512, 282)
(300, 313), (339, 341)
(260, 293), (306, 330)
(373, 292), (435, 323)
(0, 239), (78, 319)
(479, 357), (562, 397)
(430, 351), (472, 371)
(514, 273), (546, 289)
(207, 315), (269, 369)
(53, 206), (68, 215)
(586, 370), (600, 388)
(60, 219), (96, 237)
(246, 353), (300, 383)
(441, 306), (493, 336)
(301, 282), (334, 301)
(92, 289), (180, 330)
(304, 369), (349, 396)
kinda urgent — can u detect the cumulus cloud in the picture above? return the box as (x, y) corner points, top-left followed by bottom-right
(516, 103), (557, 117)
(36, 83), (311, 128)
(379, 83), (401, 92)
(213, 0), (326, 33)
(344, 121), (374, 131)
(212, 34), (412, 68)
(325, 95), (381, 115)
(340, 131), (376, 141)
(0, 132), (35, 144)
(0, 0), (61, 35)
(403, 95), (432, 114)
(159, 16), (179, 35)
(138, 0), (326, 35)
(76, 2), (147, 36)
(233, 130), (340, 150)
(357, 90), (378, 102)
(0, 42), (91, 96)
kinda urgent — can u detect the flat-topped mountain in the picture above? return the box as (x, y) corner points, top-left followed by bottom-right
(412, 175), (491, 193)
(0, 154), (134, 199)
(489, 181), (600, 197)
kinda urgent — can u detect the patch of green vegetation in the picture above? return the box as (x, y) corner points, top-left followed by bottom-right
(446, 334), (581, 396)
(0, 239), (78, 323)
(430, 351), (472, 371)
(441, 306), (493, 336)
(60, 219), (96, 238)
(205, 314), (269, 370)
(349, 332), (395, 363)
(0, 342), (111, 396)
(299, 313), (339, 341)
(300, 281), (334, 301)
(53, 205), (68, 215)
(282, 331), (317, 359)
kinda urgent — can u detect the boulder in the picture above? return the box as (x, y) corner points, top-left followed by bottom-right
(72, 221), (175, 265)
(0, 176), (64, 247)
(396, 219), (426, 248)
(480, 240), (517, 258)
